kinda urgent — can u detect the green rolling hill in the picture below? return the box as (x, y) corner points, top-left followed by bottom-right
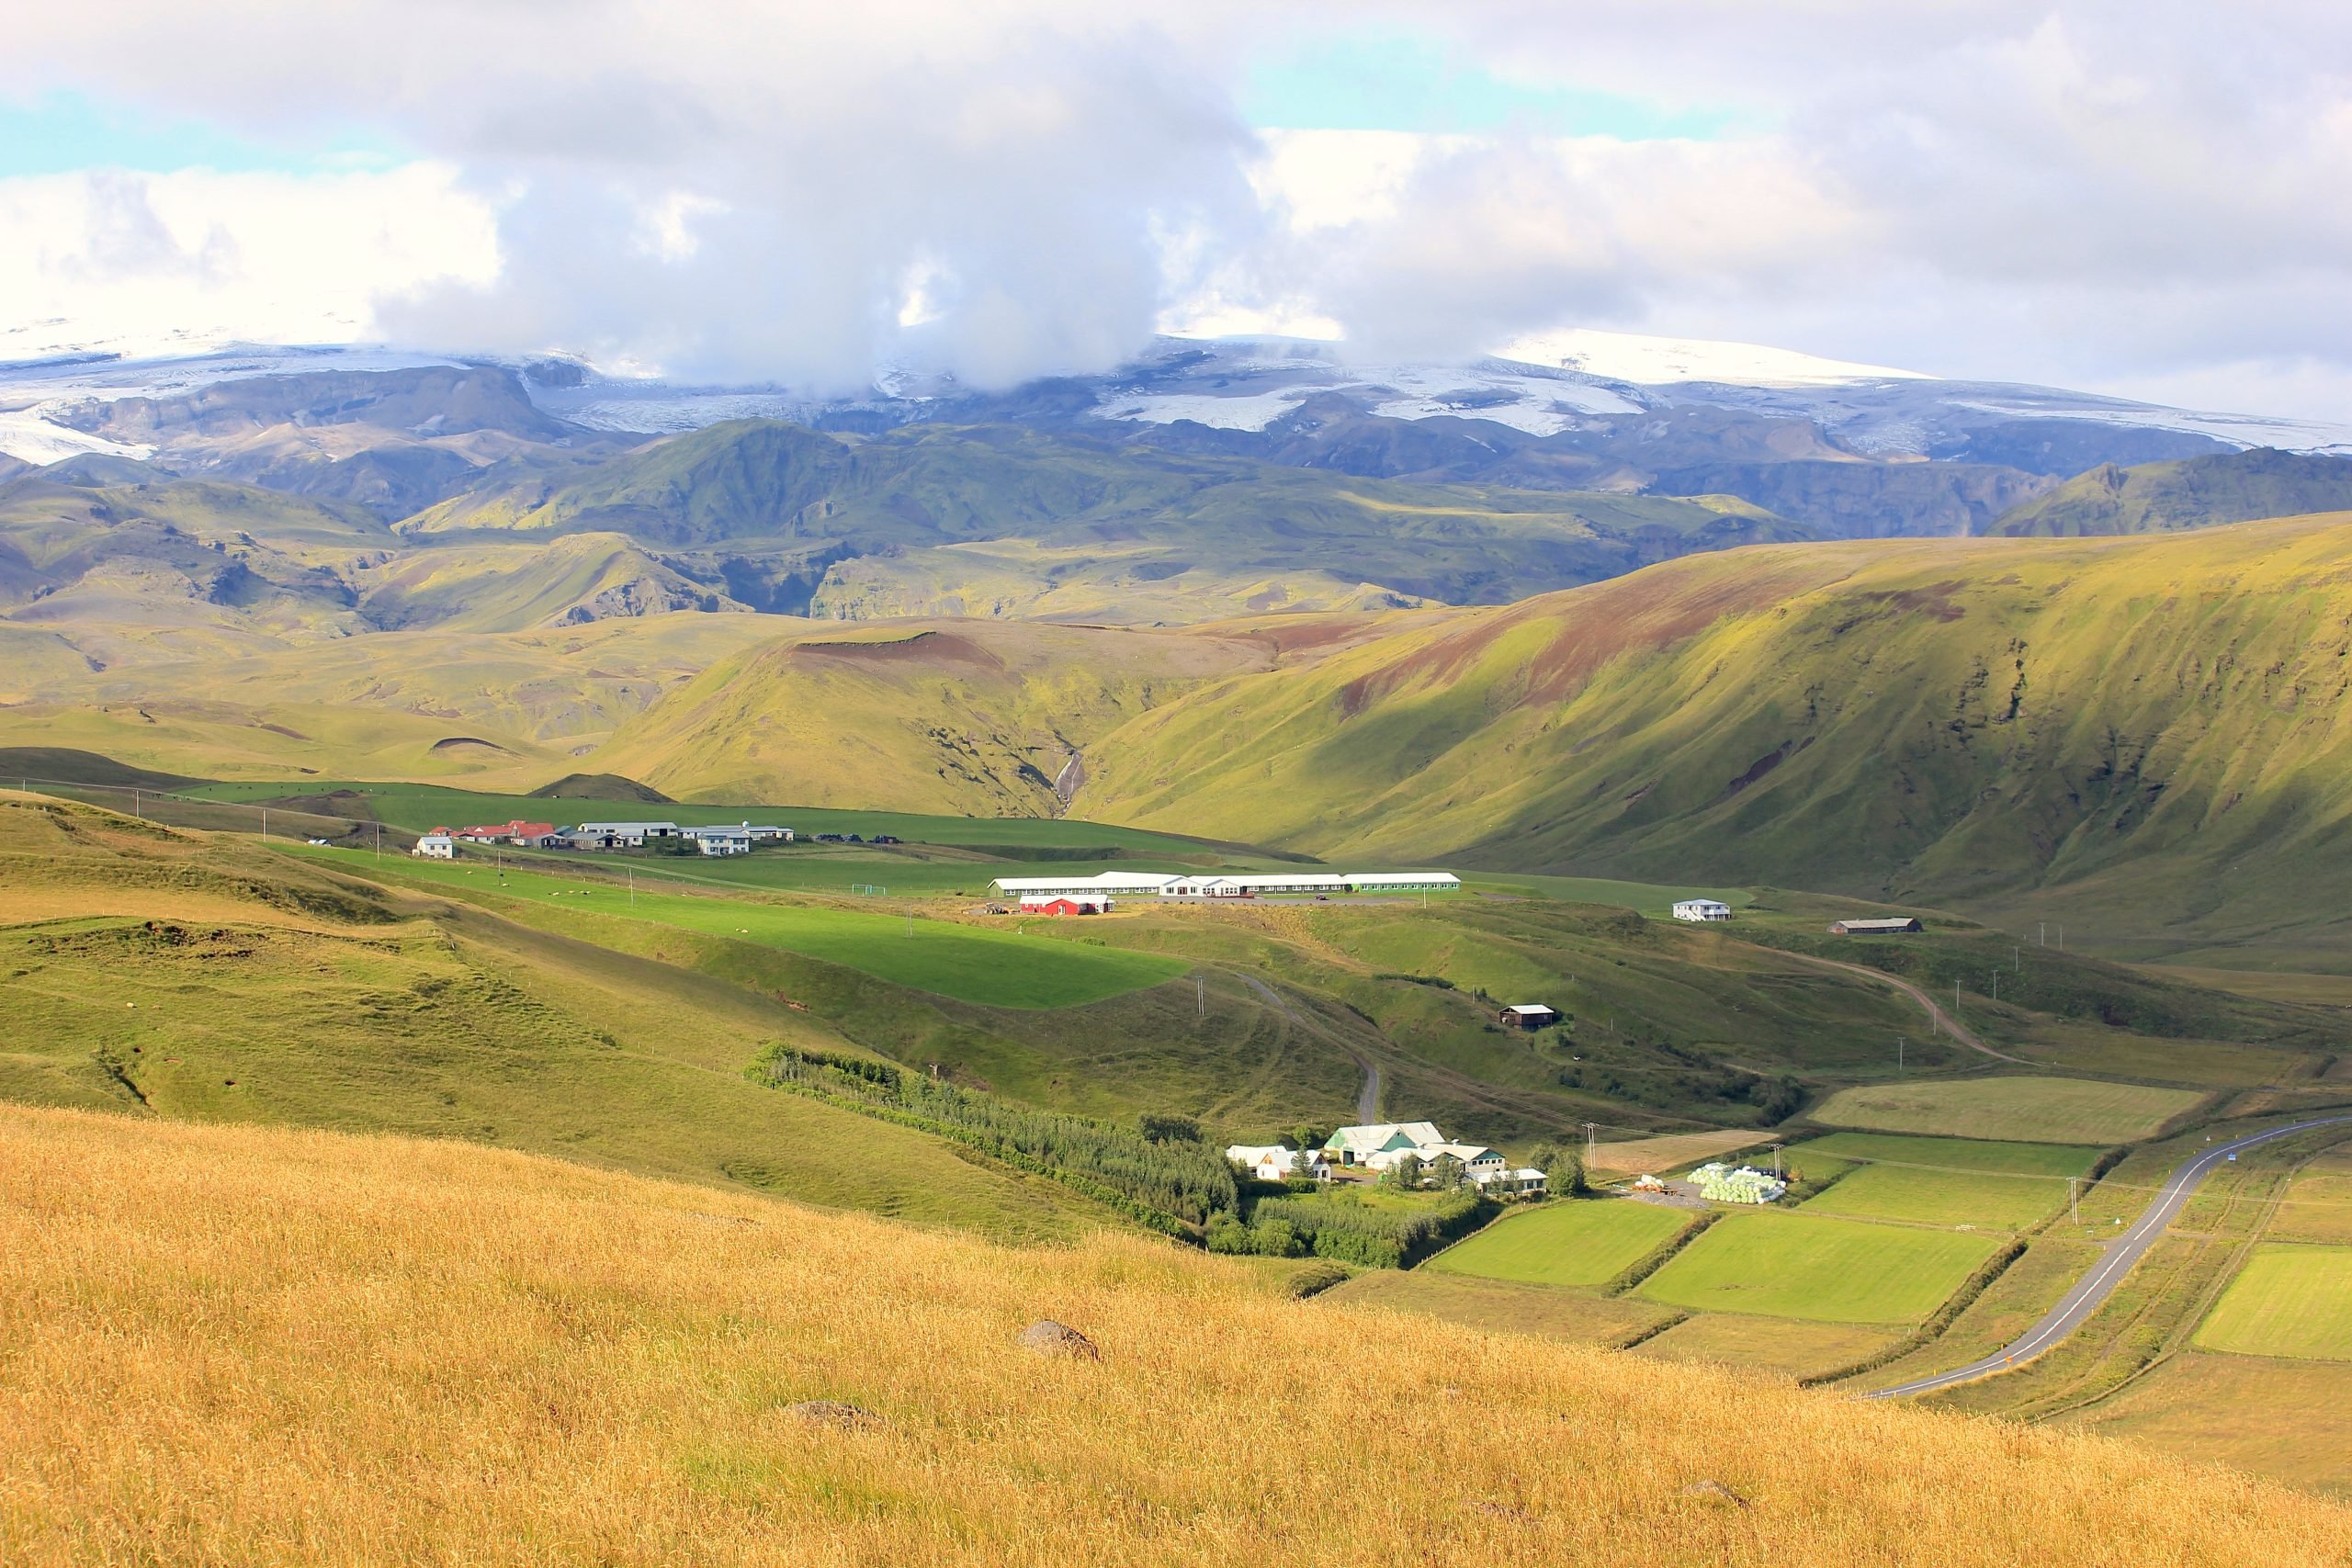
(1991, 448), (2352, 536)
(1071, 513), (2352, 965)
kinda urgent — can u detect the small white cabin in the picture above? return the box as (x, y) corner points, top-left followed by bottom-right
(1673, 899), (1733, 922)
(413, 833), (456, 860)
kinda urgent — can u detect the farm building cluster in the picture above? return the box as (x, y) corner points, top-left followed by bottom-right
(1225, 1122), (1545, 1194)
(414, 819), (796, 860)
(988, 871), (1461, 907)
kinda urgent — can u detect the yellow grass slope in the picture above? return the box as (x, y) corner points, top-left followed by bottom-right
(3, 1106), (2343, 1567)
(0, 611), (785, 784)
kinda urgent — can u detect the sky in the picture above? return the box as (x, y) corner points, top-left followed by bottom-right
(1, 1), (2347, 420)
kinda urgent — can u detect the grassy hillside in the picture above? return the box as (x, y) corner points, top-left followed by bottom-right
(6, 1106), (2344, 1566)
(0, 612), (786, 781)
(401, 418), (1813, 616)
(0, 791), (1116, 1239)
(1076, 513), (2352, 964)
(595, 616), (1283, 812)
(1994, 449), (2352, 536)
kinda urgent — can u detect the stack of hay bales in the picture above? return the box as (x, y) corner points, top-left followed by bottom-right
(1690, 1162), (1787, 1203)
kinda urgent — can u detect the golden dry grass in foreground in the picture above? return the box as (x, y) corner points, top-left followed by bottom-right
(3, 1107), (2346, 1567)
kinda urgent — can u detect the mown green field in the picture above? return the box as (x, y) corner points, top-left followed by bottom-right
(1804, 1165), (2069, 1232)
(2194, 1244), (2352, 1360)
(1792, 1133), (2102, 1231)
(282, 847), (1188, 1009)
(1810, 1077), (2203, 1144)
(1424, 1198), (1692, 1289)
(1637, 1210), (2002, 1324)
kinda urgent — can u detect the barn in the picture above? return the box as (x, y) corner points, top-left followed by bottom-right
(1020, 894), (1111, 916)
(1831, 917), (1924, 935)
(1498, 1003), (1559, 1030)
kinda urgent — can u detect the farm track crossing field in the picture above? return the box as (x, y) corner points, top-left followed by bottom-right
(1812, 1077), (2203, 1144)
(1638, 1210), (2002, 1324)
(283, 847), (1187, 1009)
(1790, 1134), (2103, 1231)
(2194, 1244), (2352, 1361)
(1424, 1199), (1692, 1289)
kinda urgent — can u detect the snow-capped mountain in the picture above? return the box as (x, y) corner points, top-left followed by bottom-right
(3, 324), (2347, 468)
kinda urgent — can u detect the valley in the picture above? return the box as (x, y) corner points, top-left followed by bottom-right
(5, 351), (2351, 1533)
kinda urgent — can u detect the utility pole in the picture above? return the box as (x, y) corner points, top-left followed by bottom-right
(131, 787), (139, 818)
(1196, 975), (1205, 1019)
(1582, 1122), (1599, 1165)
(260, 807), (267, 840)
(2070, 1176), (2080, 1226)
(1897, 1035), (1905, 1076)
(1770, 1144), (1782, 1177)
(2040, 920), (2046, 948)
(628, 866), (635, 907)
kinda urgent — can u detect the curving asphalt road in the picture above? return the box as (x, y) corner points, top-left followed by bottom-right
(1865, 1112), (2352, 1400)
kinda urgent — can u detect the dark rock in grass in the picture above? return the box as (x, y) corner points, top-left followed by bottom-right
(1017, 1319), (1101, 1360)
(1470, 1500), (1532, 1522)
(1681, 1478), (1752, 1509)
(786, 1400), (884, 1431)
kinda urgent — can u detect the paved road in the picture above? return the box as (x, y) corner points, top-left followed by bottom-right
(1865, 1113), (2352, 1400)
(1230, 970), (1380, 1121)
(1781, 951), (2030, 1065)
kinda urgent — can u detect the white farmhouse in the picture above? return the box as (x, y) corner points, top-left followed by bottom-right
(1225, 1144), (1313, 1182)
(1365, 1141), (1508, 1180)
(1322, 1122), (1448, 1167)
(691, 828), (752, 856)
(413, 833), (456, 860)
(1673, 898), (1734, 922)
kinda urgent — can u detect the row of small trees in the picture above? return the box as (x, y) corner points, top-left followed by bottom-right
(756, 1046), (1239, 1224)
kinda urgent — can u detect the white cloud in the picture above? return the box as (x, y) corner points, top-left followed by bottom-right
(0, 163), (497, 357)
(2, 3), (2350, 418)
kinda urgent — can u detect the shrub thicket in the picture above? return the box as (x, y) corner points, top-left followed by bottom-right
(1250, 1190), (1492, 1269)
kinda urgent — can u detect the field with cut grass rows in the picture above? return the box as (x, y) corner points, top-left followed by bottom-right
(2194, 1244), (2352, 1361)
(1637, 1210), (2003, 1324)
(1424, 1198), (1692, 1288)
